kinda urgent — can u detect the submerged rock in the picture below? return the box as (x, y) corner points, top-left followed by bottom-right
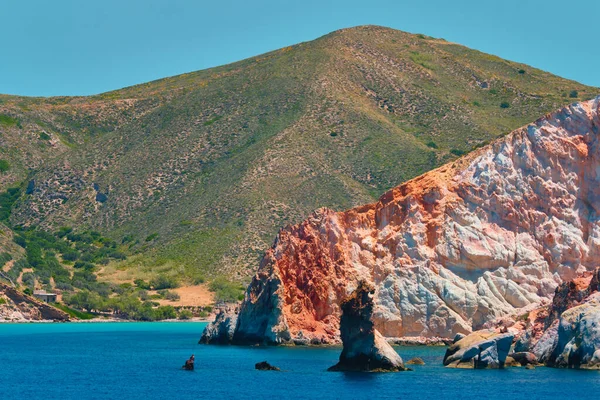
(255, 361), (280, 371)
(405, 357), (425, 365)
(328, 282), (406, 372)
(443, 329), (514, 369)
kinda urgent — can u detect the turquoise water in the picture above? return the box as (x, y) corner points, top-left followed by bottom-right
(1, 323), (599, 400)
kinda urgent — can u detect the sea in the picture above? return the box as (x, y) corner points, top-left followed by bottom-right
(1, 322), (599, 400)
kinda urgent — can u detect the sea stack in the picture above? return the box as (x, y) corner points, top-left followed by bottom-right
(328, 281), (406, 372)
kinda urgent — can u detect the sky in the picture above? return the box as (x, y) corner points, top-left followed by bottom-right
(1, 0), (598, 97)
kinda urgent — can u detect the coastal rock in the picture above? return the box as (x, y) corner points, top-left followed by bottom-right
(509, 352), (538, 366)
(405, 357), (425, 365)
(205, 98), (600, 344)
(443, 329), (514, 369)
(328, 282), (406, 372)
(255, 361), (281, 371)
(199, 309), (237, 344)
(512, 268), (600, 368)
(547, 293), (600, 369)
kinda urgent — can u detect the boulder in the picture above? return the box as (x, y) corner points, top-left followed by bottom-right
(255, 361), (280, 371)
(328, 282), (406, 372)
(509, 352), (538, 366)
(443, 329), (514, 369)
(405, 357), (425, 365)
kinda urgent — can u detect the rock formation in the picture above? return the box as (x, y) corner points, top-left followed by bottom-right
(0, 282), (69, 322)
(443, 329), (514, 368)
(199, 309), (238, 344)
(514, 267), (600, 369)
(255, 361), (281, 371)
(328, 282), (406, 372)
(405, 357), (425, 365)
(203, 97), (600, 344)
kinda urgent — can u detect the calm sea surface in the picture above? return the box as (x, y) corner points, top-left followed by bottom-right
(1, 322), (599, 400)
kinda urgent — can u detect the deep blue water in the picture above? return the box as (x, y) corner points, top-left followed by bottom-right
(1, 323), (599, 400)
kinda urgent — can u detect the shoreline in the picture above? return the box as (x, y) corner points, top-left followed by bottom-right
(0, 317), (214, 324)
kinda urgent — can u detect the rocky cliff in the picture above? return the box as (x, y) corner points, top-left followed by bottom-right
(203, 97), (600, 344)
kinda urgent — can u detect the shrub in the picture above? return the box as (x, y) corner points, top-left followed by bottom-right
(450, 149), (466, 157)
(164, 290), (180, 301)
(39, 132), (51, 140)
(153, 305), (177, 320)
(518, 69), (526, 74)
(55, 282), (74, 291)
(500, 102), (510, 109)
(426, 141), (438, 149)
(145, 233), (159, 242)
(0, 159), (10, 173)
(134, 279), (151, 290)
(150, 275), (179, 290)
(178, 309), (193, 320)
(569, 90), (579, 98)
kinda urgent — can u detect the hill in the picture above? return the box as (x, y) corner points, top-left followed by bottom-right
(0, 25), (597, 293)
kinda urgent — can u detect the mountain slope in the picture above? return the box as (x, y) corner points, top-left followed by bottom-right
(202, 97), (600, 344)
(1, 25), (597, 284)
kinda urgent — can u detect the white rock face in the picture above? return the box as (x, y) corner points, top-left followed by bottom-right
(204, 98), (600, 344)
(549, 293), (600, 369)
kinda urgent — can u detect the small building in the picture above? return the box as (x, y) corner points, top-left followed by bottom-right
(33, 290), (57, 303)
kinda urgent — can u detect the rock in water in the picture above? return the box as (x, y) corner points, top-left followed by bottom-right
(328, 282), (406, 372)
(199, 309), (237, 344)
(547, 293), (600, 369)
(406, 357), (425, 365)
(443, 329), (514, 369)
(255, 361), (280, 371)
(509, 352), (538, 366)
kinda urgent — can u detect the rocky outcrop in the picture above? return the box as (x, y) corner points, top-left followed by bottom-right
(204, 98), (600, 344)
(328, 282), (406, 372)
(405, 357), (425, 365)
(443, 329), (514, 369)
(0, 282), (69, 321)
(199, 309), (238, 344)
(513, 267), (600, 369)
(548, 294), (600, 369)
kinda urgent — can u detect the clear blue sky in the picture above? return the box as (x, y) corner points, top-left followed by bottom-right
(2, 0), (598, 97)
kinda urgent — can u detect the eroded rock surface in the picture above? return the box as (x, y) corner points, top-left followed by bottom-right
(199, 309), (238, 344)
(443, 329), (514, 369)
(204, 98), (600, 344)
(328, 282), (406, 372)
(513, 267), (600, 369)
